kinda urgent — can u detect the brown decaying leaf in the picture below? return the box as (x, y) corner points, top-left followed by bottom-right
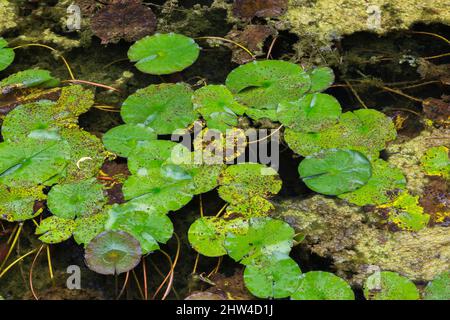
(91, 0), (157, 44)
(419, 176), (450, 225)
(232, 0), (288, 19)
(423, 96), (450, 126)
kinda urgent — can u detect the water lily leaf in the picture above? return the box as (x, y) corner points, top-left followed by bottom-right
(285, 109), (397, 159)
(47, 178), (106, 219)
(277, 93), (341, 132)
(291, 271), (355, 300)
(226, 60), (311, 120)
(0, 69), (59, 94)
(308, 67), (335, 93)
(424, 272), (450, 300)
(55, 85), (95, 117)
(378, 191), (430, 231)
(128, 33), (200, 75)
(0, 185), (45, 222)
(244, 253), (301, 299)
(339, 159), (406, 206)
(188, 217), (248, 257)
(192, 85), (247, 133)
(85, 230), (142, 275)
(102, 124), (157, 157)
(0, 138), (70, 187)
(0, 37), (15, 71)
(420, 146), (449, 179)
(364, 271), (419, 300)
(224, 217), (294, 265)
(121, 83), (197, 134)
(73, 212), (108, 247)
(35, 216), (76, 244)
(298, 149), (372, 196)
(106, 208), (174, 254)
(218, 163), (281, 216)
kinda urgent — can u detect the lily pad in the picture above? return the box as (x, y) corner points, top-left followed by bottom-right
(291, 271), (355, 300)
(277, 93), (342, 132)
(0, 138), (70, 187)
(420, 146), (450, 179)
(192, 85), (247, 133)
(0, 69), (59, 94)
(0, 185), (46, 222)
(308, 67), (335, 93)
(285, 109), (397, 159)
(47, 178), (106, 219)
(121, 83), (197, 134)
(106, 208), (174, 254)
(55, 85), (95, 117)
(188, 217), (248, 257)
(244, 253), (302, 299)
(424, 272), (450, 300)
(85, 230), (142, 275)
(73, 212), (108, 247)
(128, 33), (200, 75)
(35, 216), (76, 244)
(102, 124), (157, 157)
(225, 60), (311, 119)
(298, 149), (372, 196)
(364, 271), (419, 300)
(338, 159), (406, 206)
(0, 37), (15, 71)
(224, 217), (294, 265)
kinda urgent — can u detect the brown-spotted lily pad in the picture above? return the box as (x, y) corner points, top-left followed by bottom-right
(85, 230), (142, 275)
(232, 0), (288, 18)
(91, 0), (157, 44)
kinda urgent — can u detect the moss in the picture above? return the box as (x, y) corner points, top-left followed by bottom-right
(0, 0), (18, 34)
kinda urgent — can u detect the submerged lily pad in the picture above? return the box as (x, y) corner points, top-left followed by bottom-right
(224, 217), (294, 265)
(0, 185), (46, 222)
(285, 109), (397, 159)
(121, 83), (197, 134)
(36, 216), (76, 244)
(420, 146), (450, 179)
(364, 271), (419, 300)
(225, 60), (310, 119)
(128, 33), (200, 75)
(85, 230), (142, 275)
(298, 149), (372, 196)
(0, 69), (59, 94)
(188, 217), (248, 257)
(47, 178), (106, 219)
(102, 124), (157, 157)
(73, 212), (108, 247)
(338, 159), (406, 205)
(277, 93), (341, 132)
(424, 272), (450, 300)
(291, 271), (355, 300)
(106, 208), (174, 254)
(192, 85), (247, 133)
(307, 67), (335, 93)
(244, 253), (301, 299)
(0, 37), (15, 71)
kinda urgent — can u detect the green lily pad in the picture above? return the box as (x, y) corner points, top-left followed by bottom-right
(192, 85), (247, 133)
(225, 60), (311, 119)
(85, 230), (142, 275)
(420, 146), (450, 179)
(106, 208), (174, 254)
(73, 212), (108, 247)
(0, 185), (46, 222)
(244, 253), (302, 299)
(55, 85), (95, 117)
(285, 109), (397, 159)
(121, 83), (197, 135)
(424, 272), (450, 300)
(338, 159), (406, 206)
(47, 178), (106, 219)
(0, 37), (15, 71)
(0, 69), (59, 93)
(188, 217), (248, 257)
(308, 67), (335, 93)
(35, 216), (76, 244)
(0, 138), (70, 187)
(298, 149), (372, 196)
(364, 271), (419, 300)
(277, 93), (342, 132)
(291, 271), (355, 300)
(102, 124), (157, 157)
(224, 217), (294, 265)
(218, 163), (282, 216)
(128, 33), (200, 75)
